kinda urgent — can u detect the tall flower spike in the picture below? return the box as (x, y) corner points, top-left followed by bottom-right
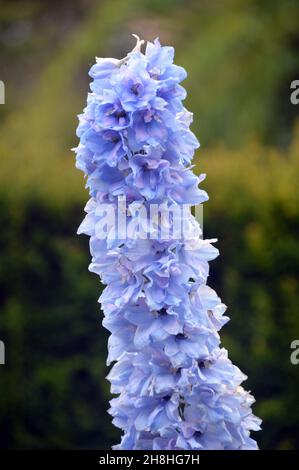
(74, 37), (261, 450)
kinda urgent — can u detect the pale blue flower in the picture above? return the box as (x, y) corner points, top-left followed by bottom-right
(112, 53), (157, 112)
(74, 35), (261, 450)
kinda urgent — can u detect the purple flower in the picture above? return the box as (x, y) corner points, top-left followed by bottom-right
(92, 90), (132, 130)
(145, 38), (187, 88)
(112, 53), (157, 111)
(74, 35), (261, 450)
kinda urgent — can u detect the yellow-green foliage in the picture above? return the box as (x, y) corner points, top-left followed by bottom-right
(201, 123), (299, 216)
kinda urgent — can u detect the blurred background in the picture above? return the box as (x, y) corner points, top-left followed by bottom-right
(0, 0), (299, 450)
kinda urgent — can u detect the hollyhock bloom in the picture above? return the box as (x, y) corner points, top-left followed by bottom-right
(74, 35), (261, 450)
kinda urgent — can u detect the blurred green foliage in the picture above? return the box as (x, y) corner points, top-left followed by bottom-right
(201, 131), (299, 450)
(0, 0), (299, 449)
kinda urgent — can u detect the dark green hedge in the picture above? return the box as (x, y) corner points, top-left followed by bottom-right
(0, 199), (118, 449)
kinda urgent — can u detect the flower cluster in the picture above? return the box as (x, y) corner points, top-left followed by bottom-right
(74, 36), (261, 450)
